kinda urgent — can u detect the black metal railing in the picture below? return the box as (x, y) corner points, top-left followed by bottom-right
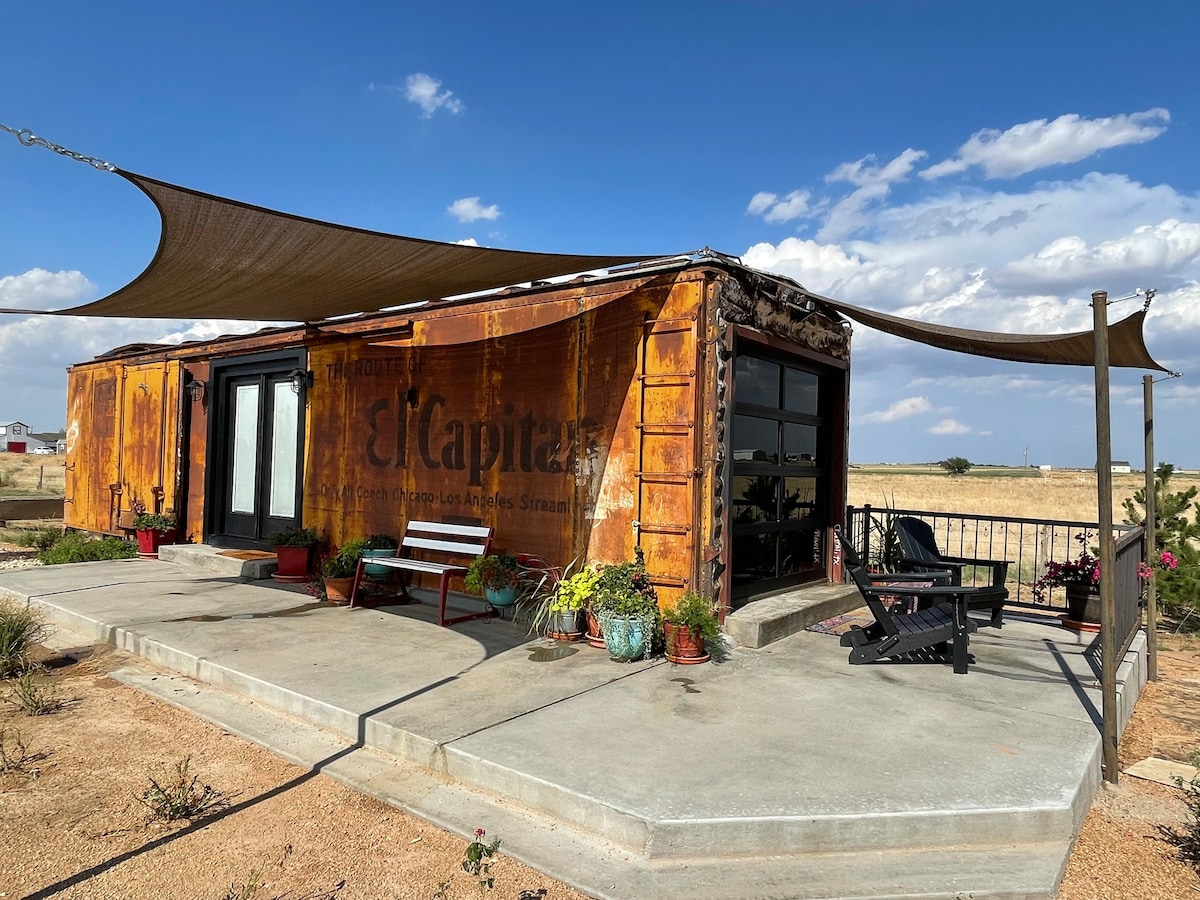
(844, 505), (1144, 648)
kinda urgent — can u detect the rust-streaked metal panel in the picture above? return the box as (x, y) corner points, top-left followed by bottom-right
(65, 365), (120, 533)
(183, 361), (211, 542)
(115, 362), (181, 529)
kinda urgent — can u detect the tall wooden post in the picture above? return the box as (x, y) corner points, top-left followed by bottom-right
(1092, 290), (1119, 784)
(1144, 374), (1158, 681)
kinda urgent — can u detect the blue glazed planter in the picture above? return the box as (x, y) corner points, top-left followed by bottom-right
(598, 614), (649, 661)
(360, 548), (397, 579)
(484, 585), (519, 608)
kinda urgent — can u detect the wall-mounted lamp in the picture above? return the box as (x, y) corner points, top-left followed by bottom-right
(186, 378), (207, 403)
(288, 368), (314, 397)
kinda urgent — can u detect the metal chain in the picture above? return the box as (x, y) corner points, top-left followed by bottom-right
(1, 122), (115, 171)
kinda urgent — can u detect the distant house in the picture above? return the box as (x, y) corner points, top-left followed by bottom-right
(30, 430), (66, 454)
(1111, 460), (1132, 474)
(0, 421), (48, 453)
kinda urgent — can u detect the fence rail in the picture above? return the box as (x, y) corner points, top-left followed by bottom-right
(844, 505), (1144, 650)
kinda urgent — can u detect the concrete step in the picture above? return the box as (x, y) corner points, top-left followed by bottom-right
(724, 582), (862, 648)
(104, 659), (1070, 899)
(159, 543), (279, 579)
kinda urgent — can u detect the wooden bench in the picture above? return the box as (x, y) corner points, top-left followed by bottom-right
(348, 520), (494, 627)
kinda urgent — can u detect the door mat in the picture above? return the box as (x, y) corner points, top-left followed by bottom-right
(216, 550), (277, 560)
(806, 610), (874, 636)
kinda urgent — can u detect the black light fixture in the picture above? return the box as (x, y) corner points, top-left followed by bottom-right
(186, 378), (207, 403)
(288, 368), (314, 397)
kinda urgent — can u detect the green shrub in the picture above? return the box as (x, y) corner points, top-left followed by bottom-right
(0, 600), (48, 677)
(1123, 463), (1200, 628)
(37, 532), (138, 565)
(137, 756), (231, 822)
(320, 538), (366, 578)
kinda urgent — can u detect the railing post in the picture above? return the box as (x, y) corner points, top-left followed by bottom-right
(861, 504), (872, 565)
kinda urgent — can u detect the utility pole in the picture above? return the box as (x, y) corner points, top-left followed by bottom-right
(1024, 447), (1029, 468)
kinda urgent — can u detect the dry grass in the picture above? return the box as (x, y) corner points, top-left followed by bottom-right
(847, 466), (1200, 524)
(0, 453), (65, 497)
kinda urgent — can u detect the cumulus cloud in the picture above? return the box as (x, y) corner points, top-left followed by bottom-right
(0, 268), (95, 310)
(398, 73), (464, 118)
(857, 396), (932, 424)
(929, 419), (971, 435)
(819, 148), (927, 241)
(455, 237), (479, 247)
(447, 197), (500, 223)
(746, 189), (812, 224)
(922, 109), (1170, 180)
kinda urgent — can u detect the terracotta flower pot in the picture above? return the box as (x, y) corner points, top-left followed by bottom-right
(584, 608), (605, 648)
(664, 622), (710, 664)
(135, 527), (177, 559)
(323, 576), (355, 605)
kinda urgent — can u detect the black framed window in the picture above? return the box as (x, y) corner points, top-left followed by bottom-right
(730, 351), (828, 603)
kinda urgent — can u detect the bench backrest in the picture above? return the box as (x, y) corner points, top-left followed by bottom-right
(401, 520), (493, 561)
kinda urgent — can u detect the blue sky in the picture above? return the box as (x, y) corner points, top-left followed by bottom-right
(2, 0), (1197, 467)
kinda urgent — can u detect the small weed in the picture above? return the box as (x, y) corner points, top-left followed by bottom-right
(1161, 774), (1200, 868)
(433, 828), (502, 899)
(219, 871), (344, 900)
(221, 871), (265, 900)
(3, 670), (64, 716)
(0, 726), (47, 775)
(0, 599), (48, 677)
(138, 756), (232, 822)
(37, 531), (137, 565)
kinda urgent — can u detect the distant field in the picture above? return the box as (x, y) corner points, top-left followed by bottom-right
(0, 453), (66, 497)
(847, 465), (1199, 524)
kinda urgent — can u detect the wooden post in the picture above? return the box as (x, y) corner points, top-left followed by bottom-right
(1144, 374), (1158, 682)
(1092, 290), (1119, 785)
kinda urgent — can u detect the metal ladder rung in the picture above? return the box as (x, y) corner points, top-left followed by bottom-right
(637, 523), (692, 535)
(636, 471), (693, 483)
(635, 423), (692, 434)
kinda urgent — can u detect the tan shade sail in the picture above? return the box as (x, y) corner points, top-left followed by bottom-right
(816, 294), (1168, 372)
(58, 170), (654, 322)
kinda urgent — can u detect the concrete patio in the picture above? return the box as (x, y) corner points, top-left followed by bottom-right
(0, 557), (1147, 899)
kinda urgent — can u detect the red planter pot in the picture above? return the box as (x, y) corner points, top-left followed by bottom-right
(664, 622), (710, 664)
(584, 608), (606, 649)
(272, 545), (312, 583)
(135, 527), (177, 559)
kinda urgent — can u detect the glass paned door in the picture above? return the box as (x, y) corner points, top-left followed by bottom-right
(215, 368), (304, 544)
(729, 349), (829, 603)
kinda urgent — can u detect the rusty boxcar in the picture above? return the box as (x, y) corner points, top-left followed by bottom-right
(64, 255), (851, 611)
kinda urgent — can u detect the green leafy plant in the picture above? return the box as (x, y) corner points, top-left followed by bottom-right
(0, 599), (48, 677)
(434, 827), (502, 898)
(4, 670), (64, 716)
(268, 526), (320, 548)
(464, 554), (522, 594)
(320, 539), (366, 579)
(132, 511), (177, 531)
(522, 559), (594, 636)
(36, 532), (138, 565)
(362, 533), (399, 550)
(661, 591), (721, 646)
(939, 456), (972, 476)
(137, 756), (231, 822)
(591, 549), (658, 618)
(1123, 462), (1200, 628)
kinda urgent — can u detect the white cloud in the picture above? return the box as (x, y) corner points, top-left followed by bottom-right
(857, 396), (932, 424)
(922, 109), (1169, 180)
(929, 419), (971, 435)
(0, 268), (95, 310)
(746, 189), (812, 224)
(455, 238), (479, 247)
(447, 197), (500, 223)
(400, 73), (463, 118)
(819, 149), (927, 241)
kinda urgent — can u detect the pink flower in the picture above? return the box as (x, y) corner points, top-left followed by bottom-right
(1159, 551), (1178, 570)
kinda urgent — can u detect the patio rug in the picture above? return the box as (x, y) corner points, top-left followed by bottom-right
(216, 550), (277, 560)
(806, 609), (874, 636)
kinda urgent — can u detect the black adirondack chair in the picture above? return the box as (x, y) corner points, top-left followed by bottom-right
(893, 516), (1010, 627)
(837, 542), (1005, 674)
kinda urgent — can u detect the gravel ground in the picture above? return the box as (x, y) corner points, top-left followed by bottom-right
(3, 542), (1199, 898)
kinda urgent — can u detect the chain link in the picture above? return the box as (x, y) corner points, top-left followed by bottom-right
(1, 122), (115, 171)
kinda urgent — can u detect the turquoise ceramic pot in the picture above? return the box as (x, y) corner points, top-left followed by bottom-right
(484, 585), (519, 607)
(361, 548), (396, 579)
(597, 614), (648, 661)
